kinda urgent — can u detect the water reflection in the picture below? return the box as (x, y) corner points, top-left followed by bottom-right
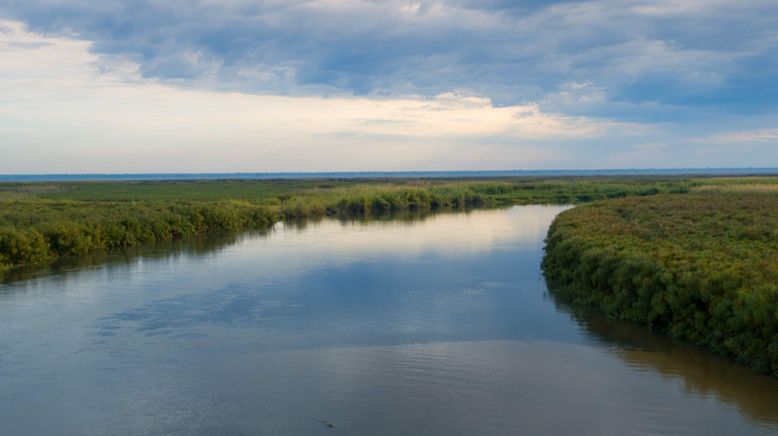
(1, 206), (556, 286)
(552, 300), (778, 426)
(1, 205), (777, 435)
(273, 205), (566, 258)
(0, 232), (252, 285)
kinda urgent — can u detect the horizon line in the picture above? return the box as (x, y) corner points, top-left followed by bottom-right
(2, 167), (778, 182)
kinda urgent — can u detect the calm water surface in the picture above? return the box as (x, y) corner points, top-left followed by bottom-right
(1, 206), (776, 435)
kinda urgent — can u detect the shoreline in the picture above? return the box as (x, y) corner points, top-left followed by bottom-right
(542, 191), (778, 376)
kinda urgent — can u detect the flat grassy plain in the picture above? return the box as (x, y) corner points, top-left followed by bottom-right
(693, 177), (778, 193)
(0, 176), (690, 271)
(543, 183), (778, 376)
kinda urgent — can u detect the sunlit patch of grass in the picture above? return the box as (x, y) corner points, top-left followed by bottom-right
(694, 183), (778, 193)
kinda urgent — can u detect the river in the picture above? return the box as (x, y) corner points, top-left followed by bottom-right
(1, 205), (776, 435)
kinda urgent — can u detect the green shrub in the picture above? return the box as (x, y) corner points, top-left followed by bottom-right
(0, 228), (51, 268)
(543, 193), (778, 376)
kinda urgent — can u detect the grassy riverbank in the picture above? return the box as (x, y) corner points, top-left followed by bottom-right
(0, 176), (690, 271)
(3, 175), (778, 375)
(542, 189), (778, 376)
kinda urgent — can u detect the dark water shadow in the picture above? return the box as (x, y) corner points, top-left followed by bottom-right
(546, 285), (778, 427)
(283, 205), (484, 229)
(0, 230), (268, 287)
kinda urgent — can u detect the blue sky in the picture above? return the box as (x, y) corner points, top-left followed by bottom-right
(1, 0), (776, 172)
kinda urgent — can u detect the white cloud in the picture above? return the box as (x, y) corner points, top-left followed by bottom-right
(6, 0), (775, 113)
(0, 19), (627, 173)
(711, 129), (778, 143)
(2, 6), (777, 173)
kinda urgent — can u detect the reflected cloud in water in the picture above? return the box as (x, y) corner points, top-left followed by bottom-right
(1, 205), (777, 435)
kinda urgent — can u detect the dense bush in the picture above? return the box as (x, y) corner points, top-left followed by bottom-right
(0, 200), (278, 270)
(542, 193), (778, 376)
(0, 228), (50, 266)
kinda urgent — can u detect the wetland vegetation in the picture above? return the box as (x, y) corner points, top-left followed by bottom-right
(2, 174), (778, 434)
(0, 176), (689, 271)
(542, 182), (778, 376)
(3, 174), (777, 377)
(5, 204), (777, 434)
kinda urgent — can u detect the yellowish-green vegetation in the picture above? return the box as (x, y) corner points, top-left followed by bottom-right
(542, 186), (778, 376)
(0, 177), (690, 271)
(693, 177), (778, 193)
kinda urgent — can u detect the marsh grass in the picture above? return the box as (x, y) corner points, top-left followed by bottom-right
(542, 192), (778, 376)
(694, 184), (778, 193)
(0, 176), (739, 271)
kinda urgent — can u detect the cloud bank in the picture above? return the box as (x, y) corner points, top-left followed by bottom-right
(1, 1), (777, 172)
(4, 1), (777, 113)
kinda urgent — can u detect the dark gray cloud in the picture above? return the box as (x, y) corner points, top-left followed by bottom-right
(2, 0), (776, 120)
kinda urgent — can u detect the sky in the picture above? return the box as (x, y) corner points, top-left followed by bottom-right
(1, 0), (777, 173)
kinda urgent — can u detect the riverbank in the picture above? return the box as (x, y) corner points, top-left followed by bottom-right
(4, 204), (775, 434)
(0, 176), (690, 271)
(542, 185), (778, 376)
(2, 175), (777, 389)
